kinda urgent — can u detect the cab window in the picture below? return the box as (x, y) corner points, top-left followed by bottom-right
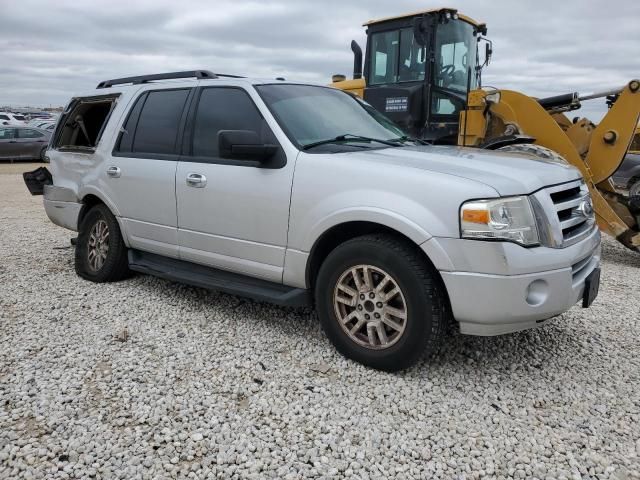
(369, 31), (399, 85)
(398, 29), (426, 82)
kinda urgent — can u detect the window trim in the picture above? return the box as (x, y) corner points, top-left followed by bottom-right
(180, 85), (285, 168)
(112, 87), (194, 161)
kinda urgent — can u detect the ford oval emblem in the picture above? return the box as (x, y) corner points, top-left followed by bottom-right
(579, 198), (594, 217)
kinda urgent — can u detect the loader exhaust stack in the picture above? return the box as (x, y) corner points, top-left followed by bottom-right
(351, 41), (363, 80)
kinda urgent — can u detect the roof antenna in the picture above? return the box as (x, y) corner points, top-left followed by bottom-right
(276, 77), (286, 81)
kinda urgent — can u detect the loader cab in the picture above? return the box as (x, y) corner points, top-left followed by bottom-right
(358, 8), (489, 143)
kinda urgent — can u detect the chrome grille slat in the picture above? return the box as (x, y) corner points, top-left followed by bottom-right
(531, 179), (596, 248)
(554, 196), (584, 212)
(561, 214), (590, 229)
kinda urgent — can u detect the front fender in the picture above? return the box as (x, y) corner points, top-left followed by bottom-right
(306, 206), (433, 250)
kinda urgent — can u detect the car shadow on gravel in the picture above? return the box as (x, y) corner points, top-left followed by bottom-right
(402, 315), (598, 379)
(124, 271), (595, 378)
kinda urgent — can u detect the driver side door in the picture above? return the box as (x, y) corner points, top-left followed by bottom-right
(175, 87), (296, 283)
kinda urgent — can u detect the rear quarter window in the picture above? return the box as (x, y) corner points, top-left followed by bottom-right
(53, 95), (119, 152)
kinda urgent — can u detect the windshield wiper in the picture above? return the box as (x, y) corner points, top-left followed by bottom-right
(302, 133), (400, 151)
(387, 135), (421, 144)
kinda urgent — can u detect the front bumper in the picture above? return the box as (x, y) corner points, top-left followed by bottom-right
(43, 185), (81, 231)
(424, 228), (601, 336)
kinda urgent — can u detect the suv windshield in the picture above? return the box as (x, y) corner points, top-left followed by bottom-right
(256, 84), (406, 150)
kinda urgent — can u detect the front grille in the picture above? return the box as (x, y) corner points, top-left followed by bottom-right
(549, 183), (593, 246)
(532, 180), (596, 248)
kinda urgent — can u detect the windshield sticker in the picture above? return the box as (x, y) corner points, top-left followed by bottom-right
(385, 97), (408, 113)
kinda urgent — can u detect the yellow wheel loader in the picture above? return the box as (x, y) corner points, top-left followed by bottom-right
(332, 7), (640, 251)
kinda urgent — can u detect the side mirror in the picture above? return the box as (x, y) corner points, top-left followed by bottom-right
(218, 130), (279, 162)
(485, 42), (493, 66)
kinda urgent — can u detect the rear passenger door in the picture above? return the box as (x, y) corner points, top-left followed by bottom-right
(175, 86), (295, 282)
(107, 88), (193, 258)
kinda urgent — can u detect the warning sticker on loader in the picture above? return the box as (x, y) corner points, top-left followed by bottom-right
(385, 97), (408, 112)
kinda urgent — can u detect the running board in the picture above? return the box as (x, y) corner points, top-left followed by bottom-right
(128, 250), (311, 307)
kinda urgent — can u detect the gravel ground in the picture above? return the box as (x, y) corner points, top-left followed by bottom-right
(1, 162), (640, 480)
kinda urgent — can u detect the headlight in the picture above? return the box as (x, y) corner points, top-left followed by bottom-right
(460, 196), (539, 246)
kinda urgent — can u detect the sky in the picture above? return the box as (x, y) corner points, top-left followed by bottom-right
(1, 0), (638, 121)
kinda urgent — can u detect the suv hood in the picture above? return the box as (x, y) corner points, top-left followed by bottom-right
(351, 145), (581, 196)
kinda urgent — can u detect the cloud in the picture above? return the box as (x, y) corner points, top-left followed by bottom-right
(0, 0), (638, 122)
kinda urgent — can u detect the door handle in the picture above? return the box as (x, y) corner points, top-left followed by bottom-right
(106, 166), (121, 178)
(186, 173), (207, 188)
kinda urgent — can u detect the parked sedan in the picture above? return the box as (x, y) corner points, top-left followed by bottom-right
(0, 126), (51, 162)
(613, 153), (640, 197)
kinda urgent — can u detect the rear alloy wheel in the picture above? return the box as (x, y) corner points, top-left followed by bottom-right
(316, 233), (449, 372)
(75, 204), (130, 282)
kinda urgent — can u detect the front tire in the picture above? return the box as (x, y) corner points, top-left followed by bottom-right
(315, 234), (449, 372)
(75, 204), (130, 282)
(40, 146), (48, 162)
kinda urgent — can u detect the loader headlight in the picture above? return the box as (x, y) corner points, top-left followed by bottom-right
(460, 196), (540, 246)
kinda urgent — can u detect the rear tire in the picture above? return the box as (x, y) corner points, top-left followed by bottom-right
(75, 204), (130, 282)
(315, 233), (449, 372)
(497, 143), (569, 165)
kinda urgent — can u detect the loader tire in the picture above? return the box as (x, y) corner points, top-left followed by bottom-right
(497, 143), (569, 166)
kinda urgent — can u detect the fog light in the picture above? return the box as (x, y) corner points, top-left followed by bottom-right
(526, 280), (548, 306)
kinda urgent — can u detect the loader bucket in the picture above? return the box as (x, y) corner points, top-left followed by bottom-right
(480, 80), (640, 251)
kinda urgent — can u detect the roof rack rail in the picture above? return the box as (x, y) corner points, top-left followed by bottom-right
(96, 70), (217, 89)
(214, 73), (246, 79)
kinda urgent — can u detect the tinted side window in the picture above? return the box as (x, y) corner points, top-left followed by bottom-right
(192, 88), (265, 158)
(0, 115), (9, 120)
(131, 89), (189, 155)
(18, 128), (44, 139)
(0, 128), (15, 139)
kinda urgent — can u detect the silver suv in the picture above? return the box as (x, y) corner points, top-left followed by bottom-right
(34, 70), (601, 371)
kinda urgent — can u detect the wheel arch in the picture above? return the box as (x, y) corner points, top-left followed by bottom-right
(305, 220), (443, 291)
(77, 191), (130, 246)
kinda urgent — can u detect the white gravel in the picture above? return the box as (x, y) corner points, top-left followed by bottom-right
(1, 165), (640, 480)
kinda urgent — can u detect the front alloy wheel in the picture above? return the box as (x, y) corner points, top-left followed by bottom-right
(334, 265), (407, 350)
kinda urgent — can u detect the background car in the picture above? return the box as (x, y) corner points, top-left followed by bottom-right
(613, 153), (640, 197)
(0, 126), (50, 162)
(0, 111), (27, 126)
